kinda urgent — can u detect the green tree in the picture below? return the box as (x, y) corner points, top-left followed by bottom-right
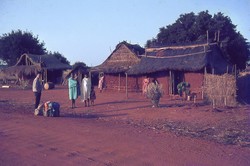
(0, 30), (46, 66)
(48, 51), (70, 65)
(72, 61), (87, 70)
(146, 11), (250, 70)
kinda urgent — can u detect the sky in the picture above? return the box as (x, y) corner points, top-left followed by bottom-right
(0, 0), (250, 66)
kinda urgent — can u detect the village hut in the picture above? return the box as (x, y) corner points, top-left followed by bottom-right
(127, 42), (233, 99)
(91, 41), (145, 91)
(2, 53), (71, 86)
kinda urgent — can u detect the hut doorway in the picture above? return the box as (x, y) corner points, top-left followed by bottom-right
(170, 71), (184, 94)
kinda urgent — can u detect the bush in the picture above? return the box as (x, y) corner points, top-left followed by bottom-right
(146, 83), (164, 100)
(177, 82), (190, 96)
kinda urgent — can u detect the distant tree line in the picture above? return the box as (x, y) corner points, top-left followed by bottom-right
(1, 11), (249, 70)
(0, 30), (70, 66)
(146, 11), (250, 70)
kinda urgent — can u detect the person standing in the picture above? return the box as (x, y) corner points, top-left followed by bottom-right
(90, 86), (96, 106)
(142, 76), (149, 95)
(68, 73), (78, 108)
(32, 71), (43, 109)
(81, 74), (91, 107)
(98, 73), (105, 93)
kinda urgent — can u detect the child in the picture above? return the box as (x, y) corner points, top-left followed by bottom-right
(90, 86), (96, 106)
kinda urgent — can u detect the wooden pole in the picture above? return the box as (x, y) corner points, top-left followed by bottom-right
(89, 71), (92, 85)
(45, 69), (47, 83)
(125, 73), (128, 99)
(217, 30), (220, 42)
(206, 30), (209, 44)
(213, 99), (215, 109)
(169, 70), (172, 95)
(118, 73), (121, 91)
(234, 64), (237, 78)
(172, 71), (175, 94)
(202, 67), (207, 100)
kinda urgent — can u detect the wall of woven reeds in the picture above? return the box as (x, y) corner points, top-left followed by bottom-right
(203, 73), (237, 107)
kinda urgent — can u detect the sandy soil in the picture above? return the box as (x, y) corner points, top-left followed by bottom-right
(0, 86), (250, 166)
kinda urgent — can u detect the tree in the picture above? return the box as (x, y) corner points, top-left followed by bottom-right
(72, 61), (87, 70)
(146, 11), (250, 70)
(48, 51), (70, 65)
(0, 30), (47, 66)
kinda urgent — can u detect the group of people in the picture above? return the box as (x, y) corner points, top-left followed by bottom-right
(32, 71), (105, 110)
(68, 73), (96, 108)
(68, 72), (105, 108)
(33, 72), (160, 110)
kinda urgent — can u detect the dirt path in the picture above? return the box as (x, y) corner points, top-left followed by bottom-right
(0, 87), (250, 165)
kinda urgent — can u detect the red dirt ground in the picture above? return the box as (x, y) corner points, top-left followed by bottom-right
(0, 85), (250, 166)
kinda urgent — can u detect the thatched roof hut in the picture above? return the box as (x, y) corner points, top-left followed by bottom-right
(91, 41), (145, 73)
(3, 53), (72, 84)
(15, 53), (71, 70)
(90, 41), (145, 92)
(127, 43), (232, 75)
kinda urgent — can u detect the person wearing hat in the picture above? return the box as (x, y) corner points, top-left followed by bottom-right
(32, 71), (43, 109)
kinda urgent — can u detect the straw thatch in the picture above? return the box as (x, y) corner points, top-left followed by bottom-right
(2, 65), (41, 76)
(15, 53), (71, 70)
(91, 41), (144, 74)
(127, 43), (232, 75)
(204, 73), (237, 107)
(3, 53), (71, 76)
(2, 53), (72, 85)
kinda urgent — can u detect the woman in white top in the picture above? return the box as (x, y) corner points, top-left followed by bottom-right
(81, 74), (91, 107)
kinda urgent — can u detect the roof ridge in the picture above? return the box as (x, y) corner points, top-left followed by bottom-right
(143, 50), (211, 59)
(146, 43), (212, 52)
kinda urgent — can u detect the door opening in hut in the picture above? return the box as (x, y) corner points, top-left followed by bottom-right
(172, 71), (184, 94)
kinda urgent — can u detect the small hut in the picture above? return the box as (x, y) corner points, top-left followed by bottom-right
(91, 41), (145, 91)
(3, 53), (71, 86)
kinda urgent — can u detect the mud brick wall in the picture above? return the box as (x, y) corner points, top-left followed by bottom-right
(105, 74), (143, 92)
(184, 72), (204, 99)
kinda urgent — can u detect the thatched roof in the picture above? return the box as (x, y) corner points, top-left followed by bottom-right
(15, 53), (72, 70)
(91, 41), (145, 74)
(2, 53), (72, 77)
(127, 43), (232, 75)
(2, 65), (41, 76)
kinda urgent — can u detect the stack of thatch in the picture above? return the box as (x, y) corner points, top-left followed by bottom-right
(2, 65), (41, 76)
(204, 73), (237, 107)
